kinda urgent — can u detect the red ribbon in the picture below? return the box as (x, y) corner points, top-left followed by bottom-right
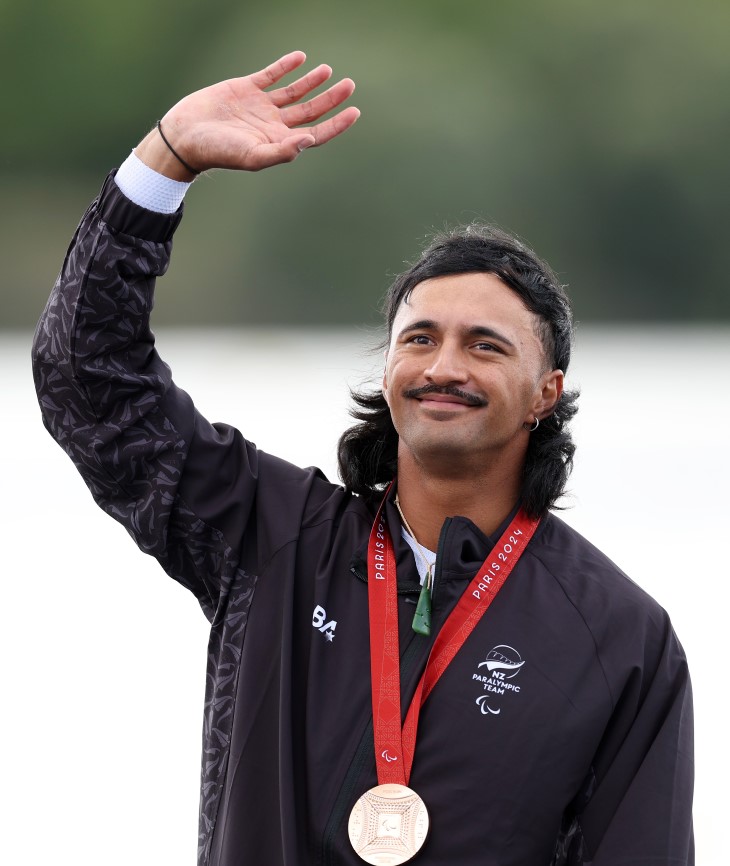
(367, 485), (540, 785)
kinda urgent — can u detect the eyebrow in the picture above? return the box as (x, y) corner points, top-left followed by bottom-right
(397, 320), (517, 350)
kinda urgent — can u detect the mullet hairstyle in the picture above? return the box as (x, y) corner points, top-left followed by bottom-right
(337, 223), (579, 518)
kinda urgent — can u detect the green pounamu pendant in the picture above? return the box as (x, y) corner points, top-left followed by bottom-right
(412, 581), (432, 636)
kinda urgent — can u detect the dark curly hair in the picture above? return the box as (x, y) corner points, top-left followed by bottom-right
(337, 224), (579, 517)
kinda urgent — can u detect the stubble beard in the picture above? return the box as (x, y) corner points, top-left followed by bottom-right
(396, 416), (498, 480)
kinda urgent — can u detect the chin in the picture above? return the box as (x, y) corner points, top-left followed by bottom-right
(407, 436), (481, 467)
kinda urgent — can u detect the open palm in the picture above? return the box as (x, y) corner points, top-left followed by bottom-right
(159, 50), (359, 173)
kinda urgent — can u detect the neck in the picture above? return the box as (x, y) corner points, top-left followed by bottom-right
(395, 451), (523, 551)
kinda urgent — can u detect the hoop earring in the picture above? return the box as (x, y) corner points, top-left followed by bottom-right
(524, 417), (539, 432)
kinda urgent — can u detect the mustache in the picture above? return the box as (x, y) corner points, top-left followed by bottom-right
(403, 384), (488, 407)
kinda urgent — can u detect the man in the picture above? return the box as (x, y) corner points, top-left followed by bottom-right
(32, 51), (693, 865)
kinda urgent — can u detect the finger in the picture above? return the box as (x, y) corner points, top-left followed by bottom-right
(302, 105), (361, 148)
(246, 135), (316, 170)
(268, 64), (334, 107)
(280, 78), (356, 126)
(249, 50), (308, 89)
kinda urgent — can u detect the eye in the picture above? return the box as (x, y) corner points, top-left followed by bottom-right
(407, 334), (434, 346)
(473, 341), (500, 352)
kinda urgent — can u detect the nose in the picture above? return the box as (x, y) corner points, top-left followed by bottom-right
(423, 341), (469, 385)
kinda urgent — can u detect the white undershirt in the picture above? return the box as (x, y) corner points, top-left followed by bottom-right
(400, 527), (437, 586)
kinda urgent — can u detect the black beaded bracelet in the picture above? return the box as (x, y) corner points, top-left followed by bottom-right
(156, 120), (201, 176)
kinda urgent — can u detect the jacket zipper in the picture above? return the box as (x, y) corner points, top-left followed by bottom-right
(431, 517), (451, 606)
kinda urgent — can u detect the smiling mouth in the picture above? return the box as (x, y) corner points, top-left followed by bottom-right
(419, 397), (474, 410)
(403, 385), (487, 408)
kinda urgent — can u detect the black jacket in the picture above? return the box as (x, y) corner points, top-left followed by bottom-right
(32, 173), (694, 866)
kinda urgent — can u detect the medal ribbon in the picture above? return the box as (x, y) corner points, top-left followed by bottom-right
(367, 485), (540, 786)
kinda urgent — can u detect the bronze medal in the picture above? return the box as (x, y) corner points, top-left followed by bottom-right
(348, 783), (429, 865)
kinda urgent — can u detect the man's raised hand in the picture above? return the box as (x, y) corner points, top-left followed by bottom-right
(135, 51), (360, 180)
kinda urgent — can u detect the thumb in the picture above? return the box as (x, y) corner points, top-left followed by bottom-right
(293, 134), (316, 152)
(247, 135), (317, 169)
(275, 133), (315, 164)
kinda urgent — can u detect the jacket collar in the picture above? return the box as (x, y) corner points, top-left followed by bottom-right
(349, 483), (527, 590)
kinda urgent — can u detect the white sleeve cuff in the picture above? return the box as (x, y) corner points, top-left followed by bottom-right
(114, 151), (192, 214)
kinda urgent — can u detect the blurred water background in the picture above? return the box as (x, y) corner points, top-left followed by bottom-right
(2, 326), (729, 863)
(2, 1), (729, 332)
(2, 0), (728, 861)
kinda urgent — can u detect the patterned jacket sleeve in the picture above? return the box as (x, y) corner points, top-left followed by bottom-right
(32, 172), (258, 621)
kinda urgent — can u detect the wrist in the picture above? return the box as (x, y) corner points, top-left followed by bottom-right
(135, 126), (199, 183)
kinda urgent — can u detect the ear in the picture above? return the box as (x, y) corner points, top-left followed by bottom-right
(533, 369), (564, 421)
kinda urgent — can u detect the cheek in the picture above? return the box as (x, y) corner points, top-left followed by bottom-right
(383, 355), (423, 407)
(381, 348), (391, 401)
(382, 357), (404, 404)
(382, 369), (390, 406)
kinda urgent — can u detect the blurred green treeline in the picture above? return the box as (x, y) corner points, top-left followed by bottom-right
(2, 0), (728, 327)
